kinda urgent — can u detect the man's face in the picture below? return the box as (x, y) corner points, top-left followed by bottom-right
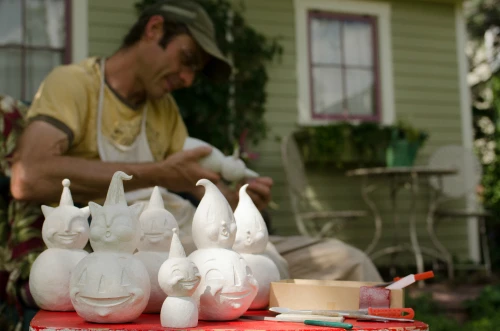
(138, 19), (208, 99)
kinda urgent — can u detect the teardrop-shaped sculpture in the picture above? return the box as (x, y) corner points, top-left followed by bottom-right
(191, 179), (237, 249)
(233, 184), (280, 310)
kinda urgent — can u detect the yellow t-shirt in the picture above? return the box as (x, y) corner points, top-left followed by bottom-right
(27, 57), (187, 161)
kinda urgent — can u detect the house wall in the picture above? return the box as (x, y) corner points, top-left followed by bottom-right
(86, 0), (471, 264)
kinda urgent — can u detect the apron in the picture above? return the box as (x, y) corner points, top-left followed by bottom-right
(96, 58), (195, 234)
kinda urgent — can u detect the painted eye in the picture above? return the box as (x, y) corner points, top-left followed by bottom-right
(172, 269), (183, 278)
(205, 269), (224, 282)
(246, 266), (253, 277)
(78, 269), (87, 285)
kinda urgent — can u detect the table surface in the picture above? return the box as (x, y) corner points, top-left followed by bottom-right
(30, 310), (429, 331)
(346, 166), (457, 177)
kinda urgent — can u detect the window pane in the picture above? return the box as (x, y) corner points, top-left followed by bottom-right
(25, 50), (63, 100)
(343, 20), (373, 67)
(0, 0), (22, 44)
(310, 14), (341, 65)
(26, 0), (66, 48)
(0, 48), (23, 100)
(345, 69), (375, 116)
(312, 67), (344, 115)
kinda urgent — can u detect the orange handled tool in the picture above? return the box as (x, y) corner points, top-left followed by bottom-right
(367, 307), (415, 319)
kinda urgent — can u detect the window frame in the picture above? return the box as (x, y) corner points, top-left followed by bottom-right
(307, 10), (381, 122)
(294, 0), (395, 126)
(0, 0), (72, 101)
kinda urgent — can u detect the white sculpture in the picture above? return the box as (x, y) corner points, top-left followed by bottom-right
(134, 186), (179, 313)
(158, 228), (201, 328)
(183, 137), (259, 182)
(189, 179), (258, 321)
(70, 171), (150, 323)
(29, 179), (90, 311)
(233, 184), (280, 309)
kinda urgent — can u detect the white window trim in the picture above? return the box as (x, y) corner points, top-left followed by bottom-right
(71, 0), (88, 63)
(294, 0), (395, 126)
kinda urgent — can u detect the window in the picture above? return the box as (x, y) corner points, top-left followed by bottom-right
(0, 0), (71, 102)
(295, 0), (394, 125)
(308, 11), (379, 121)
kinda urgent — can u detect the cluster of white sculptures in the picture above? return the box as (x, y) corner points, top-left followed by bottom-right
(29, 164), (279, 327)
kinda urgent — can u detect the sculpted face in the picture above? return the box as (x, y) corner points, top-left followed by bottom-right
(190, 249), (258, 321)
(158, 258), (201, 297)
(41, 205), (90, 249)
(88, 203), (143, 253)
(70, 253), (150, 323)
(137, 209), (177, 252)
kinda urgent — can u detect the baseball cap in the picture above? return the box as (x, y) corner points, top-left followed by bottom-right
(140, 0), (233, 83)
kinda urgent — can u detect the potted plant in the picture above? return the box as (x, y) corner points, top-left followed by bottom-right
(385, 121), (429, 167)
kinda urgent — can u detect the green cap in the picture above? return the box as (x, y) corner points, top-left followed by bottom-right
(141, 0), (232, 83)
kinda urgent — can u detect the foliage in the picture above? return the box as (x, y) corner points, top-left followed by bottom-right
(135, 0), (283, 154)
(466, 0), (500, 40)
(293, 121), (428, 168)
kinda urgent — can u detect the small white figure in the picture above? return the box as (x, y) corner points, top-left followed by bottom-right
(70, 171), (150, 323)
(183, 137), (259, 182)
(189, 179), (258, 321)
(29, 179), (90, 311)
(233, 184), (280, 309)
(158, 228), (201, 328)
(134, 186), (179, 313)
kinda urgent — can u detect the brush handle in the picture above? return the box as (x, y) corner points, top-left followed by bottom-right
(304, 320), (353, 330)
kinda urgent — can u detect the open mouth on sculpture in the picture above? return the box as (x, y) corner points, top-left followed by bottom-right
(144, 233), (164, 240)
(77, 294), (133, 307)
(180, 279), (199, 289)
(57, 233), (78, 242)
(220, 290), (251, 300)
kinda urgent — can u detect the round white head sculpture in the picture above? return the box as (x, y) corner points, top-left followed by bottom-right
(41, 179), (90, 249)
(190, 249), (258, 320)
(159, 229), (201, 297)
(192, 179), (237, 249)
(88, 171), (144, 253)
(29, 179), (90, 311)
(233, 184), (268, 254)
(70, 252), (150, 323)
(158, 228), (201, 328)
(232, 184), (280, 309)
(137, 186), (178, 252)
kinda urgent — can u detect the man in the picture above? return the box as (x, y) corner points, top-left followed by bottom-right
(11, 0), (382, 282)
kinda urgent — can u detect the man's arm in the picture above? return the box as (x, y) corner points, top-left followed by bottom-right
(10, 121), (219, 204)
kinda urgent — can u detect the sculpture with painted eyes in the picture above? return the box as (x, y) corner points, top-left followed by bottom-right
(191, 179), (237, 249)
(158, 228), (201, 328)
(189, 179), (258, 321)
(29, 179), (90, 311)
(134, 186), (179, 313)
(70, 252), (150, 323)
(233, 184), (280, 309)
(69, 171), (150, 323)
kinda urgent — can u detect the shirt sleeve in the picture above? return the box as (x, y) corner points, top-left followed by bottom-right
(163, 95), (188, 158)
(26, 65), (90, 147)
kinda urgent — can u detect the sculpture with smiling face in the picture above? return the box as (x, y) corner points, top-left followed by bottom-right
(69, 171), (150, 323)
(188, 179), (258, 321)
(29, 179), (90, 311)
(233, 184), (280, 309)
(134, 186), (179, 313)
(158, 228), (201, 328)
(70, 252), (150, 323)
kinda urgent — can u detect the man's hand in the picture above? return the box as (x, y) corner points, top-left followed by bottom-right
(160, 146), (221, 193)
(245, 177), (273, 211)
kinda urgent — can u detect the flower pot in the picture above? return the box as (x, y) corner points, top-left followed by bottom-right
(386, 140), (421, 167)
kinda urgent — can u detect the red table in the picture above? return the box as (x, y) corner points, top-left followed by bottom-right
(30, 310), (429, 331)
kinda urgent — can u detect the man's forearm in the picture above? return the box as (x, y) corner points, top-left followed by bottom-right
(11, 155), (159, 204)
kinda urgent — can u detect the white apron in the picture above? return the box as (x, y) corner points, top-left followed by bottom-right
(96, 58), (195, 237)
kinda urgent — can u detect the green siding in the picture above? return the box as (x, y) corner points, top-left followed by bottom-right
(87, 0), (470, 264)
